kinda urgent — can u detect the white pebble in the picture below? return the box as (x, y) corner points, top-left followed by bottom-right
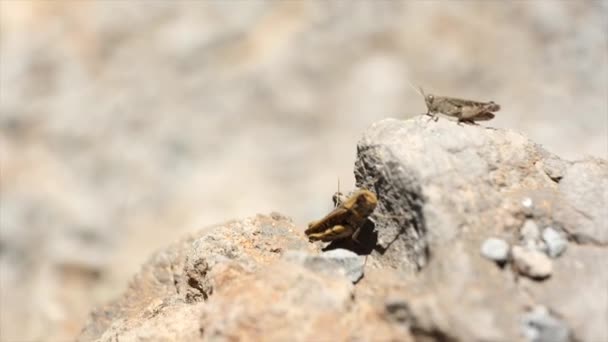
(521, 197), (533, 209)
(521, 197), (534, 217)
(480, 238), (510, 262)
(542, 227), (568, 258)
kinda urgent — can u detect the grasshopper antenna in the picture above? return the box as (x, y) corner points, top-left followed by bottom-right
(418, 86), (426, 98)
(404, 78), (431, 118)
(405, 78), (424, 97)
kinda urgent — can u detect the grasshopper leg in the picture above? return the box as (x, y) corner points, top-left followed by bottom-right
(352, 226), (362, 244)
(308, 224), (354, 242)
(456, 112), (477, 126)
(457, 118), (478, 125)
(425, 111), (438, 122)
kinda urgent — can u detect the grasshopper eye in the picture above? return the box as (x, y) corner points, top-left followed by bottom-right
(426, 94), (434, 102)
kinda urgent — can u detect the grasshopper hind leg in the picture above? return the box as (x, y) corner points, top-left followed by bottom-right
(352, 226), (362, 244)
(308, 224), (354, 242)
(456, 112), (479, 125)
(457, 118), (479, 125)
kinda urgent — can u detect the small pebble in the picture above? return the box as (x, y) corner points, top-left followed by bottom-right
(521, 197), (534, 217)
(520, 220), (548, 253)
(535, 240), (549, 254)
(521, 306), (571, 342)
(520, 219), (540, 242)
(512, 246), (552, 280)
(480, 238), (510, 263)
(542, 227), (568, 258)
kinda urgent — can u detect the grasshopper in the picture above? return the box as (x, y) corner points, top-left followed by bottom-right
(305, 189), (378, 242)
(409, 83), (500, 124)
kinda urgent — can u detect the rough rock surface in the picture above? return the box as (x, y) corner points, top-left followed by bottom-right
(79, 214), (318, 341)
(80, 117), (607, 341)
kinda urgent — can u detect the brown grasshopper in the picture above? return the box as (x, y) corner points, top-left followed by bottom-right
(413, 85), (500, 124)
(305, 189), (378, 242)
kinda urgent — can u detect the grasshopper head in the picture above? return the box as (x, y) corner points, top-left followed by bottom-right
(419, 87), (434, 108)
(417, 86), (435, 112)
(353, 190), (378, 217)
(424, 94), (435, 108)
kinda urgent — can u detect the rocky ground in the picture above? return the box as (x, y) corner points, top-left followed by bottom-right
(1, 2), (606, 341)
(80, 117), (607, 341)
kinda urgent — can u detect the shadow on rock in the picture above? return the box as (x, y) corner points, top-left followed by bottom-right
(323, 219), (378, 255)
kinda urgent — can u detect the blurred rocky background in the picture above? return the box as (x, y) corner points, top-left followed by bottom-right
(0, 1), (606, 341)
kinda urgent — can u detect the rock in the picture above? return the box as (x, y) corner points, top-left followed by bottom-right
(521, 244), (608, 342)
(199, 262), (356, 342)
(79, 117), (608, 342)
(520, 219), (548, 253)
(480, 238), (510, 263)
(521, 306), (571, 342)
(540, 154), (571, 182)
(521, 219), (540, 242)
(521, 197), (535, 217)
(542, 227), (568, 258)
(78, 215), (407, 341)
(511, 246), (553, 279)
(283, 248), (366, 283)
(354, 117), (560, 272)
(78, 214), (315, 341)
(354, 117), (606, 340)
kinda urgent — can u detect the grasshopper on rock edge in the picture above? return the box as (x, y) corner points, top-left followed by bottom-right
(415, 86), (500, 124)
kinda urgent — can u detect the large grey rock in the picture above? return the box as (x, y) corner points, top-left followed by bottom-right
(355, 117), (558, 270)
(353, 117), (607, 341)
